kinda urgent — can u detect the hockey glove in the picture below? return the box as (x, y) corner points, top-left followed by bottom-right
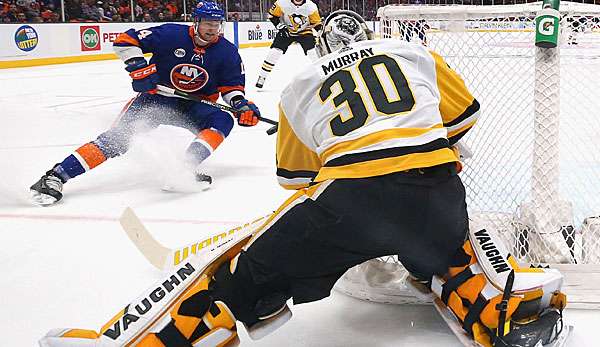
(276, 23), (290, 39)
(125, 58), (159, 93)
(232, 98), (261, 127)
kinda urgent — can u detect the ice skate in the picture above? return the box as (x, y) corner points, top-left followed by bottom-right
(162, 169), (212, 192)
(30, 169), (65, 206)
(256, 76), (266, 89)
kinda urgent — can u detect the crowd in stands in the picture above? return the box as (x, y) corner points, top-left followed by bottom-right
(1, 0), (187, 23)
(0, 0), (583, 24)
(1, 0), (62, 23)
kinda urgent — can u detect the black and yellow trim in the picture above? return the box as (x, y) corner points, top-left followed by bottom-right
(277, 168), (318, 180)
(445, 99), (480, 128)
(324, 138), (450, 167)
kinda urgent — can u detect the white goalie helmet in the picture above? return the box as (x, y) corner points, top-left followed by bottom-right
(315, 10), (374, 57)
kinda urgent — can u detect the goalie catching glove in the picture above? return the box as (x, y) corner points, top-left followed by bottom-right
(430, 218), (569, 347)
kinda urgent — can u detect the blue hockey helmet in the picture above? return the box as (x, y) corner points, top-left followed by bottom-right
(192, 1), (225, 44)
(192, 1), (225, 22)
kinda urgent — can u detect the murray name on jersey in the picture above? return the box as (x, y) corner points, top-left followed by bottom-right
(320, 46), (374, 76)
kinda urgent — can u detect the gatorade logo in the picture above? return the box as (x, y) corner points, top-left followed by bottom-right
(80, 26), (101, 51)
(538, 17), (555, 36)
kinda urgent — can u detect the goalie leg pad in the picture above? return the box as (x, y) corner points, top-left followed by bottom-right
(39, 223), (295, 347)
(431, 220), (568, 347)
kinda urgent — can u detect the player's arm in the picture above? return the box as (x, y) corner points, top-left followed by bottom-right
(430, 50), (480, 145)
(113, 27), (162, 93)
(276, 103), (321, 190)
(308, 8), (323, 32)
(268, 1), (289, 36)
(267, 0), (283, 25)
(218, 50), (261, 127)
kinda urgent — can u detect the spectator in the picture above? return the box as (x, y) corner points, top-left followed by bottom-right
(4, 3), (19, 22)
(65, 0), (84, 21)
(16, 11), (27, 22)
(163, 9), (173, 21)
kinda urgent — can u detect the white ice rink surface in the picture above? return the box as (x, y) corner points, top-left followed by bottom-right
(1, 45), (599, 346)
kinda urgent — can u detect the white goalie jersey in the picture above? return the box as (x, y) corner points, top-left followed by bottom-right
(276, 39), (480, 189)
(269, 0), (321, 36)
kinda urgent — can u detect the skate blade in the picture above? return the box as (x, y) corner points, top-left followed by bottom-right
(433, 298), (483, 347)
(30, 190), (58, 206)
(546, 324), (573, 347)
(161, 180), (211, 193)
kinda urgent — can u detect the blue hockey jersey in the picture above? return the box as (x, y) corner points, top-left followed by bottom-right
(113, 23), (244, 102)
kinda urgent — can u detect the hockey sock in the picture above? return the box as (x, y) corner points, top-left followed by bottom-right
(185, 129), (225, 167)
(55, 143), (107, 181)
(259, 48), (284, 79)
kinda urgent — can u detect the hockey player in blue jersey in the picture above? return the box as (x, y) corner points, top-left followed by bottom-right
(29, 1), (261, 206)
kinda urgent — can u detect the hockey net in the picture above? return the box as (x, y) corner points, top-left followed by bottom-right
(334, 1), (600, 309)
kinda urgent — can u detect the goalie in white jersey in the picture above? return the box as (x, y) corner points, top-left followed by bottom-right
(41, 11), (570, 347)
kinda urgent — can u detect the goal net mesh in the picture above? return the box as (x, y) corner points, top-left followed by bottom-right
(334, 1), (600, 308)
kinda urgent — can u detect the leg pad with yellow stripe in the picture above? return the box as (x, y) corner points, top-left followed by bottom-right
(431, 219), (569, 347)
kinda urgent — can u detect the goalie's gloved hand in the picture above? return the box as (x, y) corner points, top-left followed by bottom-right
(232, 97), (261, 127)
(276, 23), (290, 38)
(125, 58), (159, 93)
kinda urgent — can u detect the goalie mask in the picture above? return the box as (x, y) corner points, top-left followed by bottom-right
(315, 10), (374, 57)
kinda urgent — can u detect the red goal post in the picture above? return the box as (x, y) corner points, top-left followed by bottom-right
(334, 2), (600, 309)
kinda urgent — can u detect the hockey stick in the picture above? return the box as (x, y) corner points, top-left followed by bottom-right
(155, 85), (279, 135)
(119, 207), (271, 271)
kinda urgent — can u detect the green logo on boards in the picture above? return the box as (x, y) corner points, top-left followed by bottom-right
(82, 28), (99, 49)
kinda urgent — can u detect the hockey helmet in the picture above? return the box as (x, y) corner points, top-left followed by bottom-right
(192, 1), (225, 21)
(315, 10), (374, 57)
(192, 1), (225, 44)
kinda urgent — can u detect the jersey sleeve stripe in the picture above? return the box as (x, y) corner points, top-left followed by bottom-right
(113, 33), (140, 47)
(218, 85), (245, 94)
(277, 177), (314, 190)
(444, 99), (480, 127)
(276, 168), (318, 179)
(447, 121), (477, 146)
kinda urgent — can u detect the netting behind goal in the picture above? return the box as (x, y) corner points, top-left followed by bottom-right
(334, 1), (600, 308)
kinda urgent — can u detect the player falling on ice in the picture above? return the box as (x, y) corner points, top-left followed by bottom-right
(39, 10), (571, 347)
(29, 1), (261, 206)
(255, 0), (322, 89)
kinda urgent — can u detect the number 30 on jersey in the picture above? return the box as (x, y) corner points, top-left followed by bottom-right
(319, 55), (416, 136)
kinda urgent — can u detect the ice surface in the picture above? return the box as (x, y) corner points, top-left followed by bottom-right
(1, 44), (597, 346)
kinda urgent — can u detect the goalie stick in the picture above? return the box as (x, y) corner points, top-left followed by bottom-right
(119, 207), (270, 271)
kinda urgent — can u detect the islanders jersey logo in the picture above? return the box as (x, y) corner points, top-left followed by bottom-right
(170, 64), (209, 92)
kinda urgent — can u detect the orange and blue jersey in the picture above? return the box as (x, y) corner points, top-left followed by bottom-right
(113, 23), (245, 102)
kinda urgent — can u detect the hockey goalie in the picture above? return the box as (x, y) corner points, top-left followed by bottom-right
(39, 10), (570, 347)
